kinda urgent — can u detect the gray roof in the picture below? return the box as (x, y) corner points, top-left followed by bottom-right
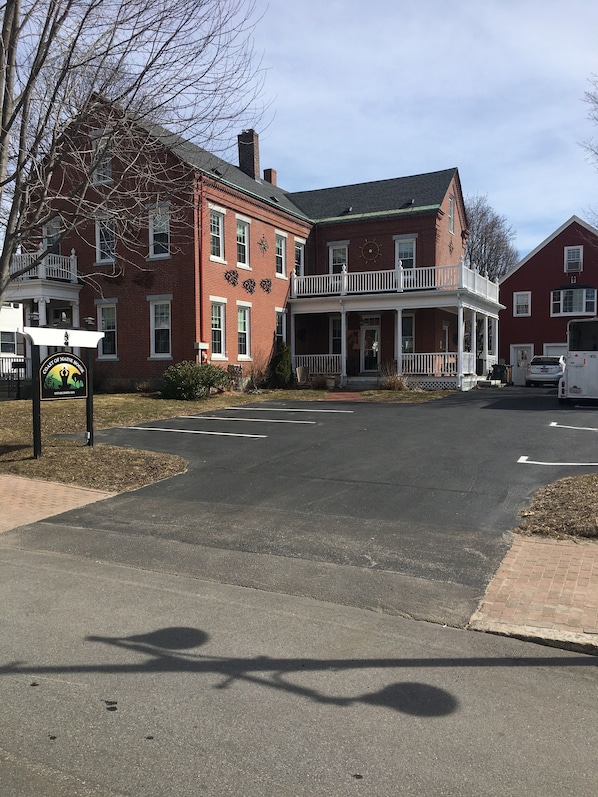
(148, 122), (457, 225)
(146, 124), (309, 219)
(286, 168), (458, 222)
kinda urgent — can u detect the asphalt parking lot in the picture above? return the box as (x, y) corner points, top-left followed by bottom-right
(13, 386), (598, 625)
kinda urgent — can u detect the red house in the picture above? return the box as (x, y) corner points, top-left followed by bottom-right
(499, 216), (598, 386)
(5, 124), (503, 391)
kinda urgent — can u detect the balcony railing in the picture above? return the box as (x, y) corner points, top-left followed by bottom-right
(291, 261), (499, 303)
(9, 250), (78, 283)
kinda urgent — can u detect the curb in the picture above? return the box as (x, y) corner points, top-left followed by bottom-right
(468, 617), (598, 656)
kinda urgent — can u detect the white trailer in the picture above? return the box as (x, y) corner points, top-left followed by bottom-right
(558, 317), (598, 403)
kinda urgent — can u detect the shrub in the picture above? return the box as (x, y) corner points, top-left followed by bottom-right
(162, 361), (228, 400)
(268, 342), (293, 388)
(379, 360), (410, 391)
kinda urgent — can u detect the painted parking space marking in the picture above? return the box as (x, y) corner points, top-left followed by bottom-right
(518, 455), (598, 466)
(225, 407), (354, 413)
(550, 421), (598, 432)
(180, 415), (316, 424)
(123, 426), (266, 439)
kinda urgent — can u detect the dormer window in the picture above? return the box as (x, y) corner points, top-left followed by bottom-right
(564, 245), (582, 273)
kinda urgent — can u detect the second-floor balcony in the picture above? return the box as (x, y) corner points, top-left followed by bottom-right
(290, 260), (499, 304)
(9, 250), (78, 283)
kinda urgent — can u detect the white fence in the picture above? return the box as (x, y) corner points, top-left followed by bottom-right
(293, 352), (481, 378)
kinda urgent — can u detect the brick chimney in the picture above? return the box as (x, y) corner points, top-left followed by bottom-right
(238, 129), (260, 180)
(263, 168), (277, 186)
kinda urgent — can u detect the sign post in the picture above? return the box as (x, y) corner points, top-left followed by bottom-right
(21, 326), (104, 459)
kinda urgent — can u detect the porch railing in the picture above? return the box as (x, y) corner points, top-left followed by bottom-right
(0, 356), (32, 379)
(291, 261), (499, 303)
(9, 250), (78, 283)
(293, 352), (479, 378)
(294, 354), (342, 375)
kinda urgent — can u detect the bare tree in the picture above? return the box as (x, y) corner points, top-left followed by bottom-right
(464, 194), (519, 281)
(0, 0), (263, 305)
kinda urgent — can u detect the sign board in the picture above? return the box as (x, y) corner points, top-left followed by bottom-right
(40, 352), (87, 400)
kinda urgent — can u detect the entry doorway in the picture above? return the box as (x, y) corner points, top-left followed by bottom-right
(511, 344), (533, 386)
(361, 325), (380, 372)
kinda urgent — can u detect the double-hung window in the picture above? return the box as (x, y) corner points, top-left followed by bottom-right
(513, 291), (531, 317)
(275, 309), (286, 349)
(44, 216), (61, 255)
(448, 195), (455, 234)
(91, 133), (112, 184)
(98, 303), (117, 357)
(236, 218), (250, 268)
(237, 303), (250, 358)
(395, 237), (416, 269)
(330, 316), (342, 355)
(149, 299), (171, 357)
(211, 299), (226, 358)
(564, 246), (583, 273)
(294, 239), (305, 276)
(210, 207), (225, 261)
(275, 232), (287, 276)
(0, 331), (16, 354)
(328, 242), (348, 274)
(95, 215), (115, 263)
(149, 206), (170, 258)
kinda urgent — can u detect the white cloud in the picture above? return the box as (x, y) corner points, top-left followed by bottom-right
(249, 0), (598, 255)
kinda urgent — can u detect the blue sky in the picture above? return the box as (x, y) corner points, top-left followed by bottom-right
(247, 0), (598, 257)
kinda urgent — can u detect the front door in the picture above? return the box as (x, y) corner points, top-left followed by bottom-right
(511, 344), (533, 386)
(361, 326), (380, 372)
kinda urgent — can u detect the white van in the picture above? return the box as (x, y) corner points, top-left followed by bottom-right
(558, 317), (598, 403)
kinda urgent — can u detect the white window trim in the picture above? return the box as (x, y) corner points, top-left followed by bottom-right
(294, 238), (305, 277)
(513, 291), (531, 317)
(95, 299), (119, 360)
(210, 298), (227, 360)
(550, 287), (596, 317)
(94, 215), (115, 264)
(237, 301), (251, 360)
(148, 205), (171, 260)
(328, 241), (348, 274)
(91, 131), (113, 185)
(209, 206), (226, 264)
(564, 245), (583, 273)
(275, 230), (288, 279)
(448, 195), (455, 234)
(236, 217), (251, 270)
(394, 236), (416, 268)
(275, 307), (287, 347)
(147, 295), (173, 360)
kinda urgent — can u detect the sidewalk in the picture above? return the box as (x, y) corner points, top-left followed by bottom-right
(1, 473), (597, 654)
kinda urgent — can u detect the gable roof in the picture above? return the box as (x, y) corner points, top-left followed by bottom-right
(286, 168), (459, 223)
(145, 123), (310, 220)
(147, 121), (459, 226)
(500, 215), (598, 284)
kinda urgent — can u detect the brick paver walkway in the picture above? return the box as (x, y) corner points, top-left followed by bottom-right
(0, 474), (114, 533)
(469, 535), (598, 652)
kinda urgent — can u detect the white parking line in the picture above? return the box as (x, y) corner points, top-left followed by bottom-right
(180, 415), (315, 424)
(225, 407), (353, 413)
(123, 426), (266, 439)
(518, 455), (598, 466)
(550, 421), (598, 432)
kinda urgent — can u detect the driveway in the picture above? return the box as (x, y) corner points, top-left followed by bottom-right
(7, 387), (598, 625)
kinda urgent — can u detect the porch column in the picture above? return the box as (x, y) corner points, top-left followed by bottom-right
(290, 308), (296, 370)
(396, 308), (403, 374)
(340, 302), (347, 386)
(482, 314), (489, 374)
(457, 303), (464, 390)
(471, 310), (477, 373)
(492, 316), (499, 359)
(36, 299), (49, 361)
